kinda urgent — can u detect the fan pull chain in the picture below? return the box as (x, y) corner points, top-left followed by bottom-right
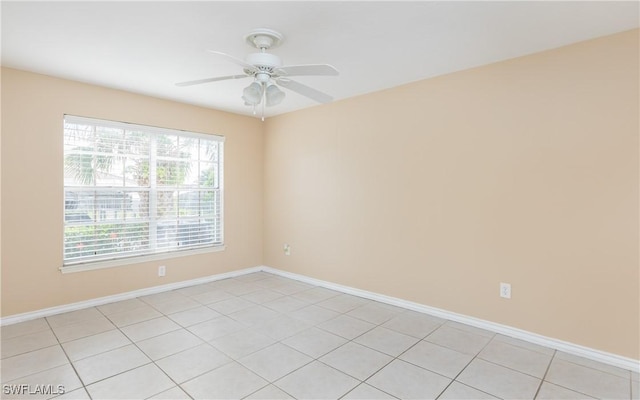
(261, 84), (266, 121)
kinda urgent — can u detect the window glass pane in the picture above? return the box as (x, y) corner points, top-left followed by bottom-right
(63, 115), (224, 265)
(64, 222), (150, 262)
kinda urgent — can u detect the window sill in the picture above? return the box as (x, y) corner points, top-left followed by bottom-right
(59, 245), (226, 274)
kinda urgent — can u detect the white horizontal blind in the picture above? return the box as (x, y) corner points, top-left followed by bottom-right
(63, 115), (224, 266)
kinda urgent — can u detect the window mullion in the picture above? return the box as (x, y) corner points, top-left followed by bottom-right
(149, 135), (158, 251)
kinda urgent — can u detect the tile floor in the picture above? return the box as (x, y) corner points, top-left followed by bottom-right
(1, 272), (638, 399)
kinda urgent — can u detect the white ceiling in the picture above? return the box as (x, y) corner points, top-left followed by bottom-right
(2, 1), (638, 119)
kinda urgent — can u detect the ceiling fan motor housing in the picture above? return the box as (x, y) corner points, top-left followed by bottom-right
(246, 53), (282, 69)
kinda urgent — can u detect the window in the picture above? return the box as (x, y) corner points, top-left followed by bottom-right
(63, 115), (224, 267)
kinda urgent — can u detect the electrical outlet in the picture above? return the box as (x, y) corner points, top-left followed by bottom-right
(158, 265), (166, 277)
(500, 282), (511, 299)
(283, 244), (291, 256)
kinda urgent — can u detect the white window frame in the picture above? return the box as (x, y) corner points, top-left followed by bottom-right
(61, 115), (225, 273)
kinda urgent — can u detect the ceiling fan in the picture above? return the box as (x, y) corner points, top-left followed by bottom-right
(176, 28), (339, 120)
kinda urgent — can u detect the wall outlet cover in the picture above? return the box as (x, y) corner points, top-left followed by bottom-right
(500, 282), (511, 299)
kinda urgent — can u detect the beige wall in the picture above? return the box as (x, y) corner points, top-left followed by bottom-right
(263, 30), (639, 359)
(1, 68), (264, 316)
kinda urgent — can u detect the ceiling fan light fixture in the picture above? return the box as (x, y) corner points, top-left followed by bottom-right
(242, 82), (263, 105)
(266, 83), (285, 107)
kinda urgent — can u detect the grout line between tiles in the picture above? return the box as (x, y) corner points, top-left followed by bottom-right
(532, 349), (556, 400)
(430, 327), (498, 399)
(43, 316), (92, 399)
(94, 304), (191, 399)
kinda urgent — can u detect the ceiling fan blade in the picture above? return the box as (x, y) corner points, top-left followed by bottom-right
(277, 78), (333, 104)
(275, 64), (339, 77)
(175, 75), (248, 87)
(208, 50), (257, 72)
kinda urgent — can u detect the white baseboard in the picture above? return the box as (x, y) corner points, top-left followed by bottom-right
(261, 266), (640, 373)
(0, 266), (262, 327)
(1, 264), (637, 373)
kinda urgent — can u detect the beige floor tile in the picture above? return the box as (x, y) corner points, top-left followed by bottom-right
(555, 351), (631, 379)
(320, 342), (393, 381)
(72, 344), (150, 384)
(1, 346), (68, 383)
(319, 315), (375, 340)
(181, 361), (268, 399)
(167, 306), (221, 327)
(3, 364), (82, 400)
(381, 311), (444, 338)
(85, 364), (174, 399)
(207, 297), (255, 315)
(492, 334), (555, 356)
(228, 305), (281, 326)
(545, 358), (630, 399)
(51, 317), (116, 343)
(137, 329), (203, 360)
(156, 343), (232, 383)
(444, 321), (495, 338)
(46, 308), (103, 328)
(1, 330), (59, 359)
(342, 383), (397, 399)
(120, 316), (181, 342)
(478, 340), (552, 378)
(62, 329), (131, 361)
(354, 326), (419, 357)
(275, 361), (359, 399)
(105, 305), (162, 327)
(1, 319), (50, 340)
(240, 343), (312, 382)
(233, 272), (272, 283)
(317, 294), (370, 313)
(292, 287), (341, 304)
(139, 290), (187, 306)
(366, 359), (451, 399)
(425, 325), (491, 355)
(241, 289), (286, 304)
(289, 304), (340, 325)
(346, 303), (404, 325)
(210, 329), (276, 359)
(174, 283), (212, 297)
(208, 279), (243, 290)
(457, 359), (541, 399)
(147, 386), (191, 399)
(263, 296), (308, 313)
(438, 382), (498, 399)
(271, 281), (313, 295)
(225, 282), (263, 296)
(96, 298), (147, 315)
(245, 384), (294, 399)
(188, 316), (245, 342)
(51, 388), (91, 399)
(150, 297), (201, 315)
(282, 327), (347, 358)
(253, 314), (310, 341)
(535, 382), (596, 399)
(399, 340), (473, 378)
(254, 276), (294, 289)
(190, 289), (234, 305)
